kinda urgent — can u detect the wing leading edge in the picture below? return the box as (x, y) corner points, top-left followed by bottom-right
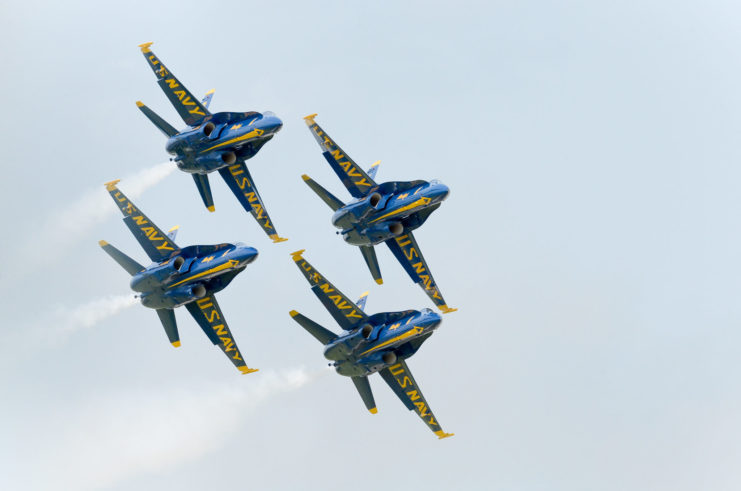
(184, 295), (257, 374)
(138, 42), (210, 127)
(379, 359), (453, 439)
(303, 114), (377, 199)
(105, 180), (179, 263)
(219, 162), (287, 243)
(386, 231), (456, 314)
(290, 250), (369, 331)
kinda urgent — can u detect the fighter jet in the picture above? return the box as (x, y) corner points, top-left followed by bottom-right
(301, 114), (455, 313)
(136, 42), (286, 243)
(98, 179), (259, 374)
(289, 249), (454, 439)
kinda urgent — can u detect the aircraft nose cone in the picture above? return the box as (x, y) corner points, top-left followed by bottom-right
(434, 184), (450, 202)
(240, 247), (259, 265)
(262, 116), (283, 134)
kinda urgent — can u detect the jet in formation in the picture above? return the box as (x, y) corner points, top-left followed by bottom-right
(289, 250), (454, 439)
(301, 114), (455, 313)
(99, 180), (259, 374)
(136, 42), (287, 243)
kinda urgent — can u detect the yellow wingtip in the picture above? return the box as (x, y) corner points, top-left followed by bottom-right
(270, 235), (289, 243)
(375, 278), (383, 285)
(369, 407), (378, 414)
(289, 310), (300, 318)
(205, 88), (215, 95)
(168, 225), (180, 233)
(359, 291), (370, 298)
(104, 179), (120, 191)
(370, 160), (381, 167)
(207, 205), (215, 212)
(435, 431), (454, 439)
(301, 174), (311, 181)
(290, 249), (306, 260)
(440, 305), (458, 314)
(303, 113), (318, 122)
(171, 341), (181, 348)
(98, 240), (108, 247)
(239, 366), (259, 374)
(138, 42), (153, 53)
(135, 100), (145, 108)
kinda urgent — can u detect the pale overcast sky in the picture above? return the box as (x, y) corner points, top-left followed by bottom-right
(3, 1), (741, 490)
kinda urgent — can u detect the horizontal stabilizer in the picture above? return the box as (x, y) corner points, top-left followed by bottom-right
(351, 376), (377, 413)
(359, 245), (383, 285)
(156, 308), (180, 346)
(136, 101), (178, 137)
(192, 173), (215, 212)
(289, 310), (337, 344)
(98, 240), (144, 276)
(301, 174), (345, 211)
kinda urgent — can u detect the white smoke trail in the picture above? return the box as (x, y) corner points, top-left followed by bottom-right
(54, 293), (139, 334)
(4, 161), (175, 284)
(24, 367), (326, 491)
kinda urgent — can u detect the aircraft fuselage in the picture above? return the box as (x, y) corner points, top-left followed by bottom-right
(165, 111), (283, 174)
(333, 180), (449, 246)
(132, 243), (258, 309)
(325, 308), (442, 377)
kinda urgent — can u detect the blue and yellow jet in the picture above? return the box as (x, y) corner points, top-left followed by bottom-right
(136, 42), (287, 243)
(289, 250), (454, 439)
(302, 115), (455, 313)
(99, 180), (259, 374)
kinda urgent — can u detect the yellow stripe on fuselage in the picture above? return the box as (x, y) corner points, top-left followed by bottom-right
(167, 259), (239, 288)
(200, 128), (265, 153)
(359, 326), (423, 356)
(369, 197), (431, 224)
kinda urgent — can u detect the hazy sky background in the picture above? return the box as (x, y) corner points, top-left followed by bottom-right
(2, 1), (741, 489)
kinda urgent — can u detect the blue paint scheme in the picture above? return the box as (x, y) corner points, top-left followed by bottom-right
(136, 42), (286, 242)
(302, 115), (455, 312)
(99, 180), (259, 374)
(289, 251), (453, 438)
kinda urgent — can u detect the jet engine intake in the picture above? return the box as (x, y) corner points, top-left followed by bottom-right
(382, 351), (397, 365)
(194, 151), (237, 171)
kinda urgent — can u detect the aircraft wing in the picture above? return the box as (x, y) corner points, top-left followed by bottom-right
(290, 250), (370, 331)
(138, 42), (210, 127)
(303, 114), (377, 198)
(386, 231), (456, 314)
(378, 359), (453, 439)
(218, 162), (287, 243)
(105, 180), (179, 262)
(184, 296), (258, 374)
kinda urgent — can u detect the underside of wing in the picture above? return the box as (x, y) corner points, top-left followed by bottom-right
(105, 180), (179, 262)
(378, 359), (453, 439)
(385, 231), (455, 313)
(138, 42), (210, 127)
(218, 162), (287, 243)
(290, 250), (369, 331)
(184, 296), (257, 374)
(303, 114), (377, 198)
